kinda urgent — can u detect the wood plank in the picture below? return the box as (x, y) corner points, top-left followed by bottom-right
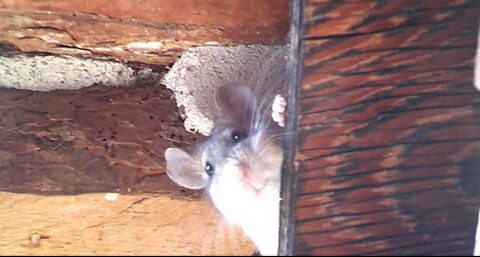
(0, 0), (288, 41)
(293, 0), (480, 255)
(278, 0), (304, 255)
(0, 1), (289, 255)
(0, 192), (256, 255)
(0, 82), (204, 195)
(0, 81), (259, 255)
(0, 0), (289, 65)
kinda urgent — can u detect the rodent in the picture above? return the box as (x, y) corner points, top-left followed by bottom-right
(165, 82), (286, 255)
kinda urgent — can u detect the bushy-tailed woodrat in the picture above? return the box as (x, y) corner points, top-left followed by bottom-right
(165, 82), (286, 255)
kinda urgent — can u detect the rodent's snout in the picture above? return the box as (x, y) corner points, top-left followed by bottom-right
(223, 159), (264, 195)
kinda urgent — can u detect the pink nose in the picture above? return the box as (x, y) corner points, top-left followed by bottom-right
(233, 164), (263, 191)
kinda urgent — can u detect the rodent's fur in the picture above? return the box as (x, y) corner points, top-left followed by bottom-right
(165, 82), (284, 255)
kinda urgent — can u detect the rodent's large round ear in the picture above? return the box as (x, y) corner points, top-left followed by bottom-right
(215, 82), (256, 122)
(164, 147), (208, 189)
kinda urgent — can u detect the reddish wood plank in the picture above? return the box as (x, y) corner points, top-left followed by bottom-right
(0, 0), (289, 65)
(294, 0), (480, 255)
(0, 0), (288, 43)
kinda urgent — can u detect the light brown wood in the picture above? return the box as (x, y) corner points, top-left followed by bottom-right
(0, 192), (256, 255)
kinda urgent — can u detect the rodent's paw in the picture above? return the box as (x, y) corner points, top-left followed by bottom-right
(271, 95), (287, 127)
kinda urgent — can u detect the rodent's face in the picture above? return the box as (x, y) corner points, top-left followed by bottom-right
(200, 126), (249, 177)
(165, 82), (273, 191)
(201, 122), (283, 196)
(165, 82), (283, 195)
(165, 82), (284, 256)
(201, 119), (283, 230)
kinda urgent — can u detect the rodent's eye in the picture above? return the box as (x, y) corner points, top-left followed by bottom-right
(231, 131), (247, 142)
(205, 162), (215, 177)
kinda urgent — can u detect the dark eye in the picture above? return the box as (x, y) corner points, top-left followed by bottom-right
(231, 131), (247, 142)
(205, 162), (214, 176)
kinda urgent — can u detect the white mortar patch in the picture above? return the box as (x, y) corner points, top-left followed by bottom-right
(0, 45), (287, 136)
(162, 45), (288, 135)
(0, 55), (144, 91)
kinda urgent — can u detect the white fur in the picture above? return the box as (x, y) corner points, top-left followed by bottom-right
(209, 159), (281, 255)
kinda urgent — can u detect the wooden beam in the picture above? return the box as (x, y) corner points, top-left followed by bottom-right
(0, 82), (206, 194)
(0, 0), (289, 65)
(0, 192), (256, 255)
(0, 1), (290, 255)
(293, 0), (480, 255)
(0, 81), (257, 255)
(278, 0), (304, 255)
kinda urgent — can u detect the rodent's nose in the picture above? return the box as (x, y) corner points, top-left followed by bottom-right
(235, 164), (248, 180)
(236, 164), (264, 191)
(225, 162), (248, 181)
(224, 161), (264, 191)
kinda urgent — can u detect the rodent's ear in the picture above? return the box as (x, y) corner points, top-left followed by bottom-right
(164, 147), (208, 189)
(215, 82), (256, 124)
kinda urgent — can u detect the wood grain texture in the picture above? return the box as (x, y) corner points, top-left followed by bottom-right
(0, 0), (289, 65)
(0, 79), (257, 256)
(0, 82), (205, 195)
(0, 0), (288, 42)
(0, 192), (256, 255)
(294, 0), (480, 255)
(0, 1), (289, 255)
(279, 0), (304, 255)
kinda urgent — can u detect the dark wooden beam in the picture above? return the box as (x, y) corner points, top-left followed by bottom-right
(0, 82), (205, 195)
(279, 0), (304, 255)
(293, 0), (480, 255)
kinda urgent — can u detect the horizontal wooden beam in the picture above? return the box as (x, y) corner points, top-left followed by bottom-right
(0, 0), (289, 65)
(0, 82), (205, 195)
(0, 192), (256, 255)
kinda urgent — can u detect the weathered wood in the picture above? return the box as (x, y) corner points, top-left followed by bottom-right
(0, 82), (205, 195)
(294, 0), (480, 255)
(0, 1), (290, 255)
(0, 81), (262, 255)
(0, 0), (289, 65)
(0, 192), (256, 255)
(278, 0), (304, 255)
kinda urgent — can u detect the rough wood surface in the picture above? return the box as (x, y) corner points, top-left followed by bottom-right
(0, 1), (290, 255)
(0, 82), (205, 195)
(294, 0), (480, 255)
(0, 192), (256, 255)
(0, 0), (289, 65)
(0, 82), (260, 255)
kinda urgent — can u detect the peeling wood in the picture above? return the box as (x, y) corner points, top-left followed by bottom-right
(0, 0), (289, 65)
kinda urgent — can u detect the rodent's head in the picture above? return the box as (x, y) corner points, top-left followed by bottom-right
(165, 82), (283, 255)
(165, 82), (283, 198)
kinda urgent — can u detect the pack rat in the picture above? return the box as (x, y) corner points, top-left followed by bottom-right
(164, 82), (287, 255)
